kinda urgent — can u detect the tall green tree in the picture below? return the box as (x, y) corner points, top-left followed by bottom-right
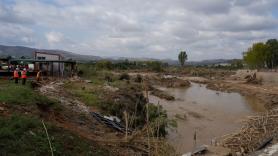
(265, 39), (278, 69)
(244, 39), (278, 69)
(178, 51), (188, 67)
(244, 42), (267, 69)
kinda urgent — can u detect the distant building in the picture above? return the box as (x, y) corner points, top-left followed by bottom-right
(214, 63), (231, 67)
(1, 51), (77, 78)
(34, 51), (64, 76)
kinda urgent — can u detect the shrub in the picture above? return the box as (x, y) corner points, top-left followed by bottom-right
(77, 70), (84, 76)
(146, 61), (164, 72)
(119, 73), (130, 80)
(134, 74), (143, 83)
(104, 72), (114, 82)
(95, 60), (112, 70)
(148, 104), (168, 137)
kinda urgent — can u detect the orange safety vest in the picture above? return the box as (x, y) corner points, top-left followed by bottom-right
(13, 71), (19, 78)
(21, 71), (27, 79)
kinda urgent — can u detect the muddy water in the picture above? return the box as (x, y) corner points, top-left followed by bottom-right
(149, 82), (265, 154)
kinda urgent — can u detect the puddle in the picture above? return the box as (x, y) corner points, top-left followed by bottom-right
(149, 82), (265, 154)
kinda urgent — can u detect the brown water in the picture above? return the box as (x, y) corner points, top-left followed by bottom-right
(149, 82), (265, 154)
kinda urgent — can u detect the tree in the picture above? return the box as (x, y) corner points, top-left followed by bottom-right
(243, 42), (268, 69)
(265, 39), (278, 69)
(243, 39), (278, 69)
(95, 60), (112, 70)
(231, 59), (243, 69)
(146, 61), (163, 72)
(178, 51), (188, 67)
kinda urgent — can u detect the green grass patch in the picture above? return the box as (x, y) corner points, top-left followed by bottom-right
(0, 114), (109, 156)
(63, 82), (102, 107)
(0, 81), (59, 109)
(72, 90), (100, 106)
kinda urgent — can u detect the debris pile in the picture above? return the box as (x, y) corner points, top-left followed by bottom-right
(160, 77), (190, 87)
(245, 73), (262, 84)
(221, 109), (278, 155)
(39, 81), (90, 114)
(91, 112), (132, 133)
(231, 69), (257, 81)
(146, 75), (190, 88)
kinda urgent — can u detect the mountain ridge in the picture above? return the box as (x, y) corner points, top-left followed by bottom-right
(0, 45), (101, 61)
(0, 45), (237, 65)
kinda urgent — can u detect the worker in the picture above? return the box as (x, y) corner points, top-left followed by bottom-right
(13, 68), (19, 84)
(36, 70), (41, 82)
(21, 68), (27, 85)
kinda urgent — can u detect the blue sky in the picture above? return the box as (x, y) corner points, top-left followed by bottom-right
(0, 0), (278, 61)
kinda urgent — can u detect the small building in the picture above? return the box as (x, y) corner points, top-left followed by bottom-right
(7, 51), (77, 78)
(34, 51), (64, 76)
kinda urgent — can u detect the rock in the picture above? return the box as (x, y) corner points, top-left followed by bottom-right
(85, 80), (92, 83)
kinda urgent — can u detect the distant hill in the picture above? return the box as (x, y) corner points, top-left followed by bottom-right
(0, 45), (101, 61)
(0, 45), (238, 65)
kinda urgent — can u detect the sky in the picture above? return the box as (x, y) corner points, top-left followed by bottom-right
(0, 0), (278, 61)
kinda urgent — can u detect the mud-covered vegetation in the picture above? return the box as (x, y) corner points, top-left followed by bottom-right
(65, 69), (171, 136)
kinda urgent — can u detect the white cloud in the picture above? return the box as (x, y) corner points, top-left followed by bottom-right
(45, 31), (64, 44)
(0, 0), (277, 60)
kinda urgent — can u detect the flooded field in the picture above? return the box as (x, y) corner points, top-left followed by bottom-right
(149, 82), (265, 154)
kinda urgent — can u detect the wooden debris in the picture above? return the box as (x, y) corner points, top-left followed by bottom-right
(221, 109), (278, 155)
(244, 73), (262, 84)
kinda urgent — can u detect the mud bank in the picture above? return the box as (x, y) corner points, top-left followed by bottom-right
(145, 75), (191, 88)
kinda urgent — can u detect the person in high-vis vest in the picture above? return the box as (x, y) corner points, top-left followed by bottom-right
(13, 68), (19, 84)
(21, 68), (27, 85)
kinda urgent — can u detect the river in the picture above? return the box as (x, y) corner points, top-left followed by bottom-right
(149, 82), (265, 154)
